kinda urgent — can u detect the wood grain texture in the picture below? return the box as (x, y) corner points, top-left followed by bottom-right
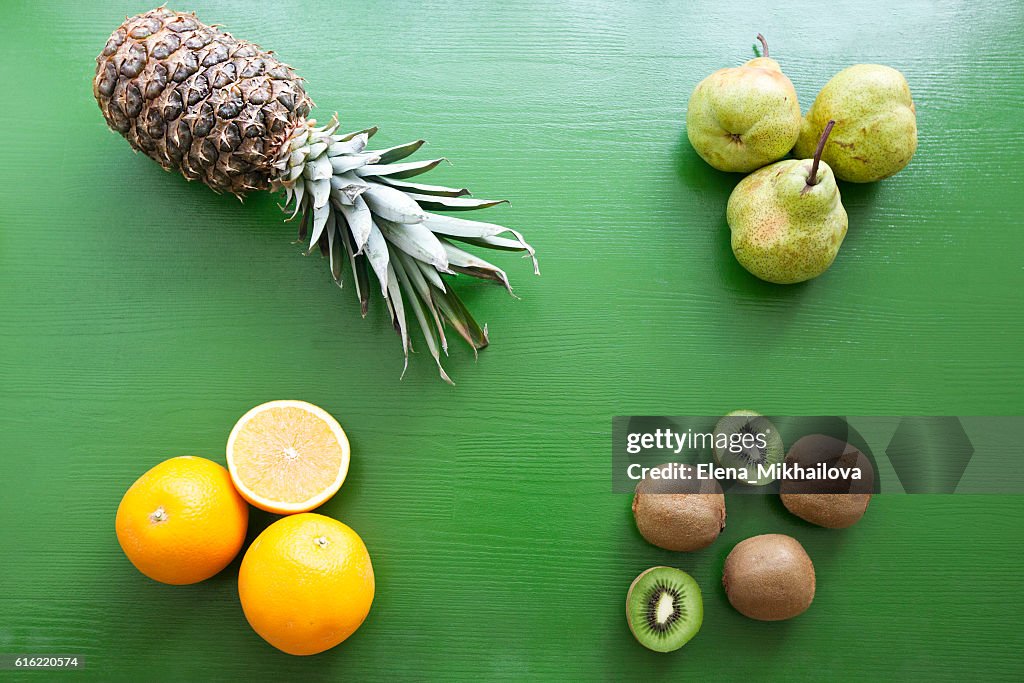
(2, 1), (1023, 680)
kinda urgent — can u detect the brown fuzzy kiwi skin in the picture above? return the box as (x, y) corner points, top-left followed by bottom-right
(780, 434), (874, 528)
(632, 464), (726, 552)
(781, 492), (871, 528)
(722, 534), (815, 621)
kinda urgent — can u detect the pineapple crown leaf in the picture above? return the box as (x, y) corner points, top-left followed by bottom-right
(272, 114), (536, 382)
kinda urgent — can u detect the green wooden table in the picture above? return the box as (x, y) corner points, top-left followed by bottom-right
(2, 1), (1022, 680)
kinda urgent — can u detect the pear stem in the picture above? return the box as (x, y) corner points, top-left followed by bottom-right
(806, 119), (836, 187)
(756, 34), (769, 58)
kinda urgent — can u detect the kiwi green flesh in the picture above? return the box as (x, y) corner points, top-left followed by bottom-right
(627, 567), (703, 652)
(713, 411), (784, 486)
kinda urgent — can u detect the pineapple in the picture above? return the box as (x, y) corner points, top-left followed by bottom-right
(94, 7), (536, 382)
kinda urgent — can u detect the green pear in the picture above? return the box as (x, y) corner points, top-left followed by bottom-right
(687, 35), (801, 173)
(727, 121), (848, 284)
(795, 64), (917, 183)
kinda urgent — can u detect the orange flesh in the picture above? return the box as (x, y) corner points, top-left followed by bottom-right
(228, 402), (349, 512)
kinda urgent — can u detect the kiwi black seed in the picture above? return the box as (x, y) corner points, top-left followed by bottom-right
(632, 463), (726, 551)
(712, 411), (784, 486)
(626, 566), (703, 652)
(722, 534), (815, 621)
(780, 434), (874, 528)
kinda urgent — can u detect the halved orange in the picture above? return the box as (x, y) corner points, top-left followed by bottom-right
(226, 400), (350, 514)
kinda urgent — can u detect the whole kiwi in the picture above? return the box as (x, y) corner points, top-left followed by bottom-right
(722, 534), (815, 621)
(632, 463), (725, 551)
(780, 434), (873, 528)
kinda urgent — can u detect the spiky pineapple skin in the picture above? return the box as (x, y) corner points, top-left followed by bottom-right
(93, 7), (313, 195)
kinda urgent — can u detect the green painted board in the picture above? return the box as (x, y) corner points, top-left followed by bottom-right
(2, 1), (1022, 680)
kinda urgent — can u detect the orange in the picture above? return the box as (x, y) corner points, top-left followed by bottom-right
(115, 456), (248, 585)
(238, 513), (374, 655)
(226, 400), (350, 514)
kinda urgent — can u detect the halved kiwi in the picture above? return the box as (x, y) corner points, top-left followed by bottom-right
(626, 566), (703, 652)
(712, 410), (784, 486)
